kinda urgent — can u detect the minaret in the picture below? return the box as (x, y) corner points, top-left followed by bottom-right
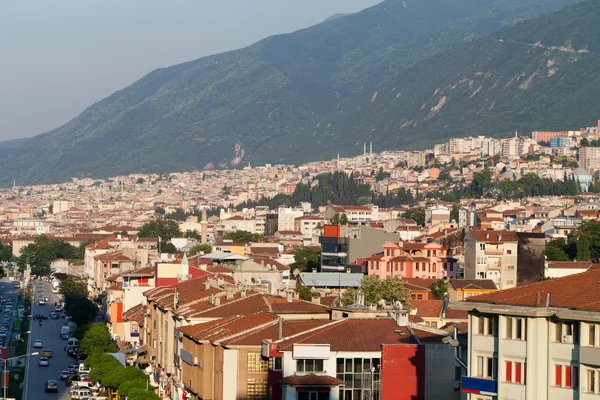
(515, 130), (518, 138)
(337, 153), (340, 170)
(201, 209), (208, 244)
(180, 253), (189, 281)
(370, 142), (373, 155)
(363, 143), (366, 156)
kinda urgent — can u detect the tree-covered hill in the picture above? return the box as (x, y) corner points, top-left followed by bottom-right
(274, 0), (600, 163)
(0, 0), (581, 185)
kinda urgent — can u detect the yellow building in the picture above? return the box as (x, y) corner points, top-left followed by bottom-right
(448, 279), (498, 302)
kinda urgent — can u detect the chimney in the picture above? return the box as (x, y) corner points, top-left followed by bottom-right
(241, 289), (247, 298)
(209, 294), (215, 305)
(204, 281), (210, 290)
(278, 318), (283, 340)
(545, 292), (551, 307)
(217, 277), (224, 286)
(535, 291), (541, 306)
(214, 296), (221, 306)
(286, 292), (293, 303)
(311, 296), (321, 305)
(226, 287), (235, 300)
(346, 268), (351, 274)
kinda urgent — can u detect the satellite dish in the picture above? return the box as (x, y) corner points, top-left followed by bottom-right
(378, 299), (387, 309)
(394, 301), (403, 311)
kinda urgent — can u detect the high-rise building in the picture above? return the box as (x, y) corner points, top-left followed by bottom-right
(579, 146), (600, 173)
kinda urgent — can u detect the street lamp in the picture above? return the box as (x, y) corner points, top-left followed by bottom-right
(2, 351), (38, 400)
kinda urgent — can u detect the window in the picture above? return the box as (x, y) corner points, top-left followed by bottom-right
(555, 365), (579, 389)
(247, 351), (268, 373)
(269, 357), (282, 371)
(431, 322), (438, 329)
(506, 250), (512, 255)
(246, 378), (267, 399)
(337, 358), (380, 400)
(476, 356), (496, 379)
(555, 321), (579, 344)
(589, 324), (599, 347)
(417, 294), (423, 300)
(131, 323), (139, 333)
(505, 317), (526, 340)
(588, 369), (598, 394)
(296, 359), (324, 373)
(506, 318), (513, 339)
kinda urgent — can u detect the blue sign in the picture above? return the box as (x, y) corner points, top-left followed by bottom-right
(461, 377), (498, 396)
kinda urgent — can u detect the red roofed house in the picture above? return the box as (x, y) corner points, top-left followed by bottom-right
(453, 265), (600, 400)
(268, 314), (459, 400)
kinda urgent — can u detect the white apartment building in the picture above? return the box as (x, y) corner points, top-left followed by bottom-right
(52, 200), (73, 214)
(11, 219), (51, 235)
(277, 206), (304, 232)
(294, 215), (328, 238)
(464, 229), (518, 290)
(454, 265), (600, 399)
(579, 146), (600, 173)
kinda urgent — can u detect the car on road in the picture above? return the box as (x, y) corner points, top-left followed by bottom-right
(32, 314), (48, 320)
(39, 356), (50, 366)
(45, 379), (58, 393)
(60, 370), (70, 380)
(50, 312), (59, 319)
(42, 349), (53, 358)
(33, 339), (43, 348)
(38, 299), (46, 305)
(13, 283), (19, 289)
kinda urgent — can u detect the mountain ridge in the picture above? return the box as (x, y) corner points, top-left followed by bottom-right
(0, 0), (584, 185)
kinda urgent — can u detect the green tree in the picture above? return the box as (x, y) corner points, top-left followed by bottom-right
(295, 284), (313, 301)
(581, 138), (590, 146)
(402, 207), (425, 226)
(450, 204), (460, 223)
(78, 322), (117, 357)
(86, 352), (123, 382)
(224, 230), (265, 243)
(545, 239), (571, 261)
(576, 235), (592, 261)
(0, 243), (12, 262)
(341, 287), (357, 306)
(430, 279), (449, 300)
(189, 243), (212, 255)
(137, 219), (182, 242)
(375, 167), (391, 182)
(60, 276), (88, 298)
(575, 221), (600, 259)
(380, 276), (411, 308)
(136, 178), (145, 184)
(470, 168), (493, 198)
(330, 213), (341, 224)
(292, 247), (320, 272)
(19, 235), (81, 276)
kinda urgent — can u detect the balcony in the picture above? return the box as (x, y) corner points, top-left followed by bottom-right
(485, 248), (503, 256)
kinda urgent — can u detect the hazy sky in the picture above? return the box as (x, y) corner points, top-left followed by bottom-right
(0, 0), (381, 141)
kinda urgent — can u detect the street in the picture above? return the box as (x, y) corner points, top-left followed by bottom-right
(24, 280), (71, 400)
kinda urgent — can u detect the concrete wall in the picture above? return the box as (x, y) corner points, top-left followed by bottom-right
(516, 232), (545, 285)
(347, 227), (399, 264)
(424, 343), (460, 400)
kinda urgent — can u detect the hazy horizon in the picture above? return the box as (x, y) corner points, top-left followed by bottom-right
(0, 0), (381, 141)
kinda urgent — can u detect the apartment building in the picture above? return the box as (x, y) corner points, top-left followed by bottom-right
(464, 230), (518, 290)
(294, 215), (328, 238)
(324, 204), (379, 224)
(579, 146), (600, 173)
(454, 265), (600, 399)
(366, 240), (457, 280)
(278, 206), (304, 232)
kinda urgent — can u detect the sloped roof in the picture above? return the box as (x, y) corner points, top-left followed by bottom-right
(450, 279), (497, 290)
(410, 300), (442, 318)
(179, 312), (278, 342)
(122, 303), (146, 326)
(280, 373), (345, 386)
(277, 319), (420, 352)
(470, 229), (517, 242)
(226, 319), (332, 346)
(465, 265), (600, 311)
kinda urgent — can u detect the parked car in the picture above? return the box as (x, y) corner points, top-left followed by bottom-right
(45, 379), (58, 393)
(33, 340), (43, 348)
(39, 357), (49, 366)
(38, 299), (46, 306)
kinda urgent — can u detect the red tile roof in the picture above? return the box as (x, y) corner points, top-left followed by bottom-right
(465, 265), (600, 311)
(279, 373), (345, 386)
(277, 319), (419, 351)
(410, 300), (442, 318)
(470, 229), (517, 242)
(546, 261), (593, 269)
(122, 304), (146, 327)
(265, 296), (330, 314)
(179, 312), (278, 342)
(226, 319), (333, 346)
(450, 279), (497, 290)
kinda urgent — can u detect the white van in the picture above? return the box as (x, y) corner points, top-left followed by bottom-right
(70, 388), (92, 399)
(68, 338), (79, 346)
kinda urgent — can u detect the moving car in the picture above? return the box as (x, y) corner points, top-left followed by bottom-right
(70, 388), (92, 399)
(45, 379), (58, 393)
(33, 340), (43, 348)
(38, 299), (46, 305)
(32, 314), (48, 320)
(60, 370), (70, 380)
(13, 283), (19, 289)
(42, 349), (53, 358)
(50, 312), (59, 319)
(39, 357), (49, 366)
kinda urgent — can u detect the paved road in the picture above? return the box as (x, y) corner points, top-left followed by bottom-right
(24, 280), (72, 400)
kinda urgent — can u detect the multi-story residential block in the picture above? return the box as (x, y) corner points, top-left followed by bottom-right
(579, 146), (600, 173)
(278, 206), (304, 232)
(532, 131), (569, 143)
(294, 215), (328, 238)
(324, 204), (379, 224)
(318, 225), (399, 272)
(51, 199), (73, 214)
(464, 230), (518, 289)
(425, 205), (451, 227)
(454, 265), (600, 400)
(11, 219), (50, 235)
(366, 240), (458, 280)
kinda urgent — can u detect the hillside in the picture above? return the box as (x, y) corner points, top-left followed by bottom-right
(274, 0), (600, 162)
(0, 0), (582, 185)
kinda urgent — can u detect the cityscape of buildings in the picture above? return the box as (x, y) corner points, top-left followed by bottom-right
(4, 120), (600, 399)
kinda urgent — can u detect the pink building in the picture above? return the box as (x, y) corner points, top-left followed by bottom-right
(366, 241), (459, 280)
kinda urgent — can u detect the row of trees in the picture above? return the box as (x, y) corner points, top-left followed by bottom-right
(341, 275), (411, 309)
(60, 276), (98, 325)
(86, 352), (159, 400)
